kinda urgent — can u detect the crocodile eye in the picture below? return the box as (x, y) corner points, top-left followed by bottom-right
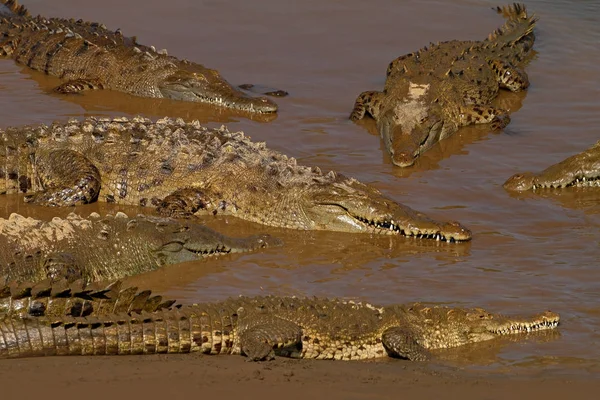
(504, 70), (512, 77)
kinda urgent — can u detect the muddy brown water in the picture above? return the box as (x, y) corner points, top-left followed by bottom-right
(0, 0), (599, 377)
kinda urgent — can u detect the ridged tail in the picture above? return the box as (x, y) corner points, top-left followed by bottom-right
(0, 307), (238, 358)
(0, 0), (28, 17)
(0, 279), (176, 318)
(487, 3), (538, 47)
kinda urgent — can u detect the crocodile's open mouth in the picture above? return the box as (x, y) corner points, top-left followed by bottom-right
(353, 216), (468, 243)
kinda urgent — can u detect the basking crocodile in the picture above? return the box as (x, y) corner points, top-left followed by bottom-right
(0, 0), (277, 113)
(0, 290), (559, 360)
(0, 279), (176, 318)
(0, 116), (471, 242)
(0, 212), (280, 284)
(350, 3), (537, 167)
(504, 141), (600, 191)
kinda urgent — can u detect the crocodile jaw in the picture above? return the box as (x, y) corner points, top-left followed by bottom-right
(504, 172), (600, 191)
(159, 71), (278, 113)
(306, 181), (471, 242)
(485, 311), (560, 336)
(378, 100), (444, 168)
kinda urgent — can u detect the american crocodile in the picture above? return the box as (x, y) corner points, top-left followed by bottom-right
(0, 116), (471, 242)
(504, 141), (600, 191)
(0, 279), (176, 319)
(0, 0), (278, 113)
(350, 3), (537, 167)
(0, 291), (559, 360)
(0, 212), (280, 284)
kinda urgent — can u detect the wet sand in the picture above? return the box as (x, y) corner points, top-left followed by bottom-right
(1, 355), (599, 399)
(1, 0), (600, 396)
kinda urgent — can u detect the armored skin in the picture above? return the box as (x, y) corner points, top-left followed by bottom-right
(0, 116), (471, 242)
(0, 212), (280, 284)
(0, 0), (277, 113)
(504, 141), (600, 191)
(0, 279), (177, 319)
(350, 3), (537, 167)
(0, 289), (559, 361)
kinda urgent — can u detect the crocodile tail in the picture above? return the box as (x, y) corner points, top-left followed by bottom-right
(0, 279), (177, 318)
(486, 3), (538, 47)
(0, 0), (29, 17)
(0, 309), (204, 358)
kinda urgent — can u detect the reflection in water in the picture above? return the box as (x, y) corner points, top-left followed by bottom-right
(433, 328), (562, 369)
(506, 187), (600, 216)
(24, 67), (278, 124)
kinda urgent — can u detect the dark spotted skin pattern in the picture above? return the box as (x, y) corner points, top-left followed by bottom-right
(350, 3), (537, 167)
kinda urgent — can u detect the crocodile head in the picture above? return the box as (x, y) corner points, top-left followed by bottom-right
(377, 84), (445, 168)
(300, 176), (471, 242)
(158, 68), (278, 114)
(504, 141), (600, 191)
(152, 223), (282, 265)
(393, 304), (560, 350)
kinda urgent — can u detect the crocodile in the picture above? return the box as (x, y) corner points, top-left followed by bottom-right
(0, 291), (560, 360)
(0, 211), (280, 284)
(504, 141), (600, 191)
(350, 3), (537, 167)
(0, 0), (278, 114)
(0, 116), (472, 242)
(0, 279), (177, 319)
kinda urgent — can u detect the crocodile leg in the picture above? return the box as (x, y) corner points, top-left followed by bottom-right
(459, 104), (510, 131)
(238, 319), (303, 361)
(381, 326), (430, 361)
(25, 149), (101, 206)
(54, 78), (105, 94)
(488, 59), (529, 92)
(155, 187), (216, 218)
(350, 91), (385, 121)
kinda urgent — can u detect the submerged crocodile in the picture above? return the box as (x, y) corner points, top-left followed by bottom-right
(0, 289), (559, 360)
(350, 3), (537, 167)
(0, 0), (277, 113)
(504, 141), (600, 191)
(0, 279), (176, 319)
(0, 116), (471, 242)
(0, 212), (280, 284)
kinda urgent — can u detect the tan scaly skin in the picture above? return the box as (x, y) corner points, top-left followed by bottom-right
(350, 3), (537, 167)
(0, 117), (472, 243)
(504, 141), (600, 191)
(0, 0), (278, 114)
(0, 291), (560, 361)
